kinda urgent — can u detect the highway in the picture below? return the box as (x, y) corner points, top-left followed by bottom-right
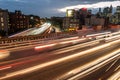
(0, 36), (91, 62)
(0, 41), (119, 80)
(0, 31), (120, 80)
(99, 58), (120, 80)
(1, 31), (118, 61)
(77, 58), (120, 80)
(9, 23), (51, 37)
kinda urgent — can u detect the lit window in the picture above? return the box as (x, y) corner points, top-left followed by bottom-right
(31, 17), (33, 19)
(1, 23), (4, 26)
(1, 18), (4, 22)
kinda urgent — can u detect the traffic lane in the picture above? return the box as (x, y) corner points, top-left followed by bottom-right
(1, 33), (82, 50)
(6, 30), (118, 53)
(107, 69), (120, 80)
(1, 45), (119, 80)
(0, 39), (100, 70)
(27, 23), (51, 36)
(0, 37), (118, 66)
(0, 37), (91, 62)
(0, 50), (10, 60)
(0, 38), (101, 67)
(0, 38), (119, 77)
(0, 42), (100, 78)
(0, 37), (119, 66)
(34, 38), (90, 52)
(100, 58), (120, 80)
(80, 58), (120, 80)
(19, 47), (120, 80)
(0, 47), (37, 62)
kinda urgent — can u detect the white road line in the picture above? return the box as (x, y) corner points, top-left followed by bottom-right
(114, 65), (120, 72)
(105, 59), (119, 72)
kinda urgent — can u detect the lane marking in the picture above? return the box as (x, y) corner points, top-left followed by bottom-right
(114, 65), (120, 72)
(0, 40), (120, 79)
(105, 59), (118, 72)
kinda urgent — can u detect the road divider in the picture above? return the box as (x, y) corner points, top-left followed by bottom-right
(34, 38), (89, 52)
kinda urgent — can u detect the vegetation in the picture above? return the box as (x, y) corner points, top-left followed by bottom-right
(0, 30), (6, 37)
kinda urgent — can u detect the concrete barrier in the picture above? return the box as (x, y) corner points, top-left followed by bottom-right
(0, 30), (95, 44)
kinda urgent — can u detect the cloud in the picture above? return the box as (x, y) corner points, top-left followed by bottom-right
(0, 0), (27, 2)
(58, 1), (120, 12)
(0, 0), (119, 17)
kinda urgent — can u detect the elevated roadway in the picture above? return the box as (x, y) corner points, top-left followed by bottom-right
(9, 23), (51, 37)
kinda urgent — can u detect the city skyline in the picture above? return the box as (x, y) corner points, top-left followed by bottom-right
(0, 0), (120, 17)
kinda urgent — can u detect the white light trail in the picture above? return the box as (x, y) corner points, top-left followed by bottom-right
(0, 39), (120, 79)
(0, 50), (10, 60)
(108, 70), (120, 80)
(67, 50), (120, 80)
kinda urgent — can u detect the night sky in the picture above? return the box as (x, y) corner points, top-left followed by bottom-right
(0, 0), (119, 17)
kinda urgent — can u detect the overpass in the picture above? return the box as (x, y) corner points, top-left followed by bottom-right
(9, 23), (51, 38)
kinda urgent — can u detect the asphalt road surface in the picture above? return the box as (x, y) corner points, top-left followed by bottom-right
(0, 41), (119, 80)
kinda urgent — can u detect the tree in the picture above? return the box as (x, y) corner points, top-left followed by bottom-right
(51, 17), (63, 29)
(0, 30), (7, 37)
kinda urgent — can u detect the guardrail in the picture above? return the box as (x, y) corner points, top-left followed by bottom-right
(0, 31), (76, 44)
(0, 29), (94, 44)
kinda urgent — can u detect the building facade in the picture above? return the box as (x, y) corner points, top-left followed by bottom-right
(63, 17), (79, 31)
(109, 6), (120, 24)
(63, 8), (91, 30)
(0, 8), (9, 36)
(8, 10), (29, 34)
(29, 15), (41, 28)
(66, 9), (75, 17)
(115, 6), (120, 24)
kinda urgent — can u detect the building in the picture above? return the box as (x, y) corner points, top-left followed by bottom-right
(115, 6), (120, 24)
(0, 8), (9, 36)
(29, 15), (41, 28)
(8, 10), (29, 34)
(77, 8), (91, 29)
(116, 6), (120, 13)
(0, 8), (42, 36)
(85, 18), (90, 27)
(69, 18), (79, 30)
(90, 16), (104, 26)
(79, 8), (88, 18)
(110, 6), (120, 24)
(66, 9), (75, 17)
(103, 5), (113, 17)
(51, 17), (64, 29)
(63, 17), (79, 31)
(63, 8), (92, 30)
(103, 7), (110, 16)
(63, 9), (80, 31)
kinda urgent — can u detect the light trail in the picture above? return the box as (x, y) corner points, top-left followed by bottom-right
(0, 50), (10, 60)
(35, 38), (87, 51)
(107, 70), (120, 80)
(0, 39), (120, 79)
(66, 49), (120, 80)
